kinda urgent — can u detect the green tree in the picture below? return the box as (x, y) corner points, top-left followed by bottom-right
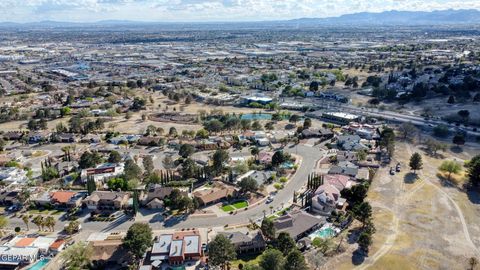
(0, 216), (8, 236)
(208, 234), (237, 270)
(142, 156), (154, 174)
(65, 220), (80, 235)
(179, 144), (195, 158)
(259, 248), (284, 270)
(439, 160), (462, 181)
(196, 129), (209, 139)
(409, 152), (423, 174)
(181, 158), (198, 179)
(398, 122), (417, 141)
(379, 127), (395, 157)
(353, 201), (372, 227)
(132, 190), (140, 215)
(124, 159), (142, 181)
(283, 250), (308, 270)
(32, 215), (44, 231)
(79, 151), (103, 169)
(0, 138), (5, 152)
(123, 223), (153, 262)
(271, 151), (286, 167)
(303, 118), (312, 130)
(276, 232), (295, 255)
(358, 232), (373, 253)
(22, 215), (29, 230)
(108, 150), (122, 163)
(61, 241), (92, 270)
(212, 149), (229, 175)
(86, 176), (96, 195)
(467, 155), (480, 187)
(238, 177), (259, 193)
(45, 216), (56, 232)
(261, 218), (276, 241)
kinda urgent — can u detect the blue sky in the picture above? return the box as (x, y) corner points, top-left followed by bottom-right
(1, 0), (479, 23)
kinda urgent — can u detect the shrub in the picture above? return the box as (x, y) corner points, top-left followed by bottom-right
(274, 183), (284, 190)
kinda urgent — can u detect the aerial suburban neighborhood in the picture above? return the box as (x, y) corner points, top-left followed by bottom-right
(0, 3), (480, 270)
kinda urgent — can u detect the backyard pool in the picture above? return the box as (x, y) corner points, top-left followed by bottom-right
(240, 113), (272, 120)
(28, 258), (51, 270)
(309, 226), (336, 239)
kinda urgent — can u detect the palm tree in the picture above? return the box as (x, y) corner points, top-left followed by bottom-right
(45, 216), (56, 232)
(0, 216), (8, 237)
(469, 257), (478, 270)
(22, 215), (29, 230)
(61, 242), (92, 269)
(32, 215), (44, 231)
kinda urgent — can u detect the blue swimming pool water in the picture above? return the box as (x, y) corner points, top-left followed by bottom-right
(28, 258), (51, 270)
(309, 227), (336, 239)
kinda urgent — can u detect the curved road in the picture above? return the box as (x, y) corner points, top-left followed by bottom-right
(8, 143), (325, 233)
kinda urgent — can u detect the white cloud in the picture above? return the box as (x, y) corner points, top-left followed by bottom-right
(1, 0), (480, 22)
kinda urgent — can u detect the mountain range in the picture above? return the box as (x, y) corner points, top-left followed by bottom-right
(1, 9), (480, 28)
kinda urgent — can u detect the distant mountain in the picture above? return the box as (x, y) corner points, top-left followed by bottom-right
(1, 9), (480, 28)
(289, 9), (480, 25)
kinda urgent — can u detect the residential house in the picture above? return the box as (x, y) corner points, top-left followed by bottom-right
(2, 131), (24, 141)
(84, 191), (130, 211)
(143, 185), (187, 209)
(0, 246), (38, 267)
(217, 230), (266, 254)
(257, 152), (273, 165)
(273, 210), (325, 241)
(80, 162), (125, 183)
(89, 239), (132, 269)
(28, 131), (51, 144)
(0, 167), (28, 186)
(150, 229), (202, 266)
(311, 174), (354, 215)
(193, 183), (236, 206)
(50, 190), (85, 208)
(0, 190), (20, 206)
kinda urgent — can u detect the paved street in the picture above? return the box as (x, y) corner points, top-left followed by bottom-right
(7, 143), (325, 234)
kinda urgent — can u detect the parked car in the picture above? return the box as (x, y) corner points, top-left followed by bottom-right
(396, 163), (401, 172)
(389, 167), (395, 175)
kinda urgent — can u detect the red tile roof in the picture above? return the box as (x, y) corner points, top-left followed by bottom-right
(50, 191), (76, 204)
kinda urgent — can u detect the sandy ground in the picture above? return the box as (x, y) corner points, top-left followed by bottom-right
(322, 140), (480, 270)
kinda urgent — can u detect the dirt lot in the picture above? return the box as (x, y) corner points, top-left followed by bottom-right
(327, 141), (480, 270)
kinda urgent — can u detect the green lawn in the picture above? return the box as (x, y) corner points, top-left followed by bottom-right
(221, 205), (236, 212)
(232, 201), (248, 209)
(231, 253), (262, 268)
(221, 200), (248, 212)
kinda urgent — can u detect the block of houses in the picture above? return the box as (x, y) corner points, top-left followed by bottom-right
(84, 191), (130, 211)
(217, 229), (266, 254)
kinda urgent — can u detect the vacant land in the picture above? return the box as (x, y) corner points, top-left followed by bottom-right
(328, 141), (480, 270)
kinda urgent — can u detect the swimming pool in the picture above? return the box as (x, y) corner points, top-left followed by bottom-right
(28, 258), (51, 270)
(240, 113), (272, 120)
(309, 227), (336, 239)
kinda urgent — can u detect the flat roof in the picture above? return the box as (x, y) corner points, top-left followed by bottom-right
(323, 112), (359, 120)
(152, 234), (172, 254)
(169, 240), (183, 257)
(183, 235), (200, 255)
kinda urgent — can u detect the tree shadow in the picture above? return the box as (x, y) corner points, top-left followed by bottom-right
(436, 173), (459, 189)
(404, 172), (418, 184)
(163, 214), (188, 227)
(346, 227), (361, 244)
(419, 146), (445, 159)
(450, 146), (463, 154)
(466, 186), (480, 205)
(351, 249), (367, 265)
